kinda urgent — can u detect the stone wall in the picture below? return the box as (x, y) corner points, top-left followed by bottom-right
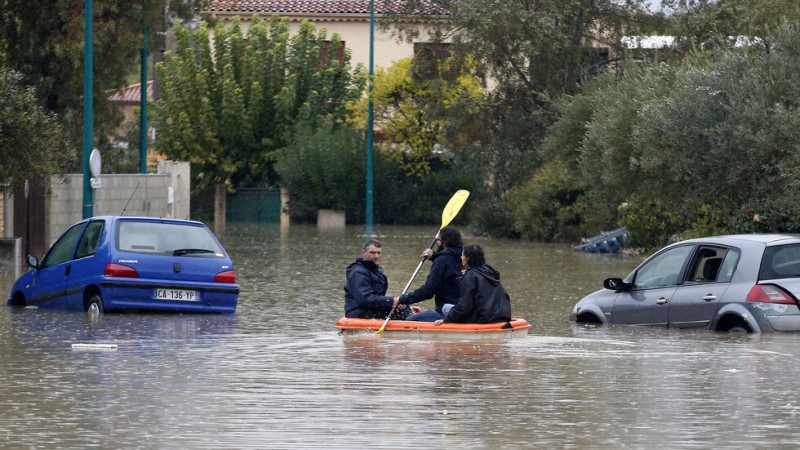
(46, 161), (190, 246)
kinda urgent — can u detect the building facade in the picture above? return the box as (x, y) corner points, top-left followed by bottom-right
(202, 0), (451, 71)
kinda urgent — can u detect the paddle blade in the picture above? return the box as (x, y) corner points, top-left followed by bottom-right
(375, 306), (396, 334)
(441, 190), (470, 228)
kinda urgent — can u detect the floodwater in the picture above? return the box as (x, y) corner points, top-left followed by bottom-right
(3, 223), (800, 449)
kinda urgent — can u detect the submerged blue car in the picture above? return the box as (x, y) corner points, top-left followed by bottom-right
(7, 216), (239, 314)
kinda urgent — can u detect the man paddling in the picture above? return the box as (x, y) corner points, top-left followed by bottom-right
(344, 239), (411, 319)
(397, 226), (464, 321)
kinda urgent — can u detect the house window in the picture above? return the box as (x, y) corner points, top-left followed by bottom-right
(413, 42), (452, 79)
(414, 42), (451, 61)
(319, 40), (346, 69)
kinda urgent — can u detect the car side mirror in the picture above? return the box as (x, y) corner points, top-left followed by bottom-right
(26, 254), (39, 269)
(603, 277), (628, 291)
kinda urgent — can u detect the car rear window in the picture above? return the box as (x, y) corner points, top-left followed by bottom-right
(760, 243), (800, 280)
(117, 221), (226, 256)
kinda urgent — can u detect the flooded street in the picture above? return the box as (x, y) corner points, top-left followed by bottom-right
(3, 223), (800, 448)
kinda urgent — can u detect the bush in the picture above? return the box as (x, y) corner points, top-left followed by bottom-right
(275, 122), (365, 223)
(507, 161), (583, 241)
(275, 121), (481, 225)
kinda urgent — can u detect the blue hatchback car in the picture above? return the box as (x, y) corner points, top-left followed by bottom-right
(7, 216), (239, 314)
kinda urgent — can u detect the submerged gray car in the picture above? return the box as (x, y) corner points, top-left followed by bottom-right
(570, 234), (800, 333)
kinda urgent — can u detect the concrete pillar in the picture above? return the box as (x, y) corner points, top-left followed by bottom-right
(214, 183), (226, 236)
(280, 187), (290, 229)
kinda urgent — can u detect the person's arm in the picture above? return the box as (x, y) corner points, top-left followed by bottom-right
(423, 248), (442, 261)
(399, 261), (443, 304)
(346, 272), (393, 310)
(442, 272), (476, 323)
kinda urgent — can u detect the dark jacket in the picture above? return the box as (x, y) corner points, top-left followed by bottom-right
(399, 246), (463, 313)
(444, 264), (511, 324)
(344, 257), (394, 319)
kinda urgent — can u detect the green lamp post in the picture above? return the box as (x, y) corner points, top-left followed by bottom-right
(365, 0), (375, 237)
(82, 0), (94, 219)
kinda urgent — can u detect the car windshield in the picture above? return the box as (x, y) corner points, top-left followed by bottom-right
(117, 221), (225, 256)
(760, 243), (800, 280)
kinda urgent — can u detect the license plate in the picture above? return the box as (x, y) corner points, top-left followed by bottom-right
(154, 289), (199, 301)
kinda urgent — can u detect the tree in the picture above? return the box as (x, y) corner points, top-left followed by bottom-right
(661, 0), (800, 50)
(274, 122), (365, 222)
(0, 69), (73, 187)
(152, 16), (366, 195)
(539, 23), (800, 248)
(382, 0), (656, 236)
(0, 0), (200, 166)
(348, 55), (485, 178)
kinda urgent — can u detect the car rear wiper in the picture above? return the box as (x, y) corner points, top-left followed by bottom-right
(173, 248), (216, 256)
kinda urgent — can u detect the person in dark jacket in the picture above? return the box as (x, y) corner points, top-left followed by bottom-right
(399, 226), (464, 322)
(434, 244), (512, 325)
(344, 239), (410, 319)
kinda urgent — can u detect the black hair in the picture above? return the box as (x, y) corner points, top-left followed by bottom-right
(439, 226), (463, 248)
(463, 244), (485, 267)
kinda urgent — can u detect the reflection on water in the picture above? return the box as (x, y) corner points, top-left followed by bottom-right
(3, 224), (800, 448)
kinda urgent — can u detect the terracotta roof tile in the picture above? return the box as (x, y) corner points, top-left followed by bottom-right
(108, 80), (155, 103)
(205, 0), (449, 15)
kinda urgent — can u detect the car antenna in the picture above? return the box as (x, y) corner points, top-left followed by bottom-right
(120, 182), (140, 216)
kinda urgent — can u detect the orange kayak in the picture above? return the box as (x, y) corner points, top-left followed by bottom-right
(335, 317), (531, 338)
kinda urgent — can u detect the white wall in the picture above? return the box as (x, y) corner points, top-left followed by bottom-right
(208, 14), (447, 72)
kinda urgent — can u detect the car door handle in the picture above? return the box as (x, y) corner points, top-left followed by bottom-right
(702, 294), (717, 302)
(656, 297), (669, 305)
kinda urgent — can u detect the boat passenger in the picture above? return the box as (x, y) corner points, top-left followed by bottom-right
(434, 244), (512, 325)
(344, 239), (410, 319)
(399, 226), (464, 322)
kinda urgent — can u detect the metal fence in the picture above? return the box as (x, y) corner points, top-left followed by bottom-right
(227, 187), (281, 223)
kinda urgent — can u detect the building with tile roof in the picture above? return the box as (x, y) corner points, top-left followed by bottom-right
(107, 80), (155, 143)
(106, 80), (165, 169)
(206, 0), (448, 17)
(202, 0), (451, 71)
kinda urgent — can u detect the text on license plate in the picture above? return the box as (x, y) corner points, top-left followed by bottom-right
(154, 289), (199, 301)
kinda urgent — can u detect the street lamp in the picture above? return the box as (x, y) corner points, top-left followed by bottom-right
(365, 0), (375, 237)
(140, 0), (148, 174)
(83, 0), (94, 218)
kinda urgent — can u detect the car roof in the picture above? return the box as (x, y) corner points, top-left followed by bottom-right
(675, 234), (800, 247)
(88, 216), (207, 226)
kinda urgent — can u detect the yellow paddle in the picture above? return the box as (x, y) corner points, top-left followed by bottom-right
(375, 189), (470, 335)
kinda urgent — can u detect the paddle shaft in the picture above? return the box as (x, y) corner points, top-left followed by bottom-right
(376, 234), (438, 332)
(400, 235), (439, 294)
(375, 189), (470, 334)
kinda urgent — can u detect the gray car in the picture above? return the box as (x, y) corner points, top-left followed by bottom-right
(570, 234), (800, 332)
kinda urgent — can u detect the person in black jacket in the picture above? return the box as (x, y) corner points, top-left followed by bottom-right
(434, 244), (512, 325)
(398, 226), (464, 322)
(344, 239), (410, 319)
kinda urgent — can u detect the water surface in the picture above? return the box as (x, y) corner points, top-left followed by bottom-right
(2, 224), (799, 449)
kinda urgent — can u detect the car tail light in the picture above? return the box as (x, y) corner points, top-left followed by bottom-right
(214, 270), (236, 283)
(746, 285), (795, 304)
(105, 263), (139, 278)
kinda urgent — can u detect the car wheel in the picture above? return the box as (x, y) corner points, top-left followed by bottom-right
(575, 312), (603, 324)
(86, 294), (104, 315)
(9, 293), (26, 308)
(727, 325), (750, 333)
